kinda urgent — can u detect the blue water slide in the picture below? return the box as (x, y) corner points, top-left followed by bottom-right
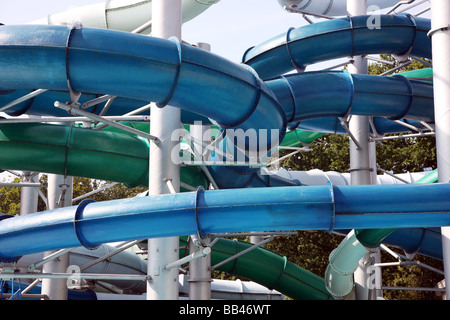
(243, 14), (431, 80)
(266, 71), (434, 133)
(0, 24), (286, 153)
(1, 183), (450, 260)
(242, 14), (434, 135)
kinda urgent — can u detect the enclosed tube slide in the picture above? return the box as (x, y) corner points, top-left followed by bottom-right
(0, 121), (440, 261)
(273, 168), (431, 186)
(0, 122), (208, 190)
(30, 0), (220, 34)
(274, 168), (444, 260)
(0, 13), (443, 300)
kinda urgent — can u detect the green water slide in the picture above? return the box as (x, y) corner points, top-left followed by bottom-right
(179, 237), (333, 300)
(0, 122), (207, 190)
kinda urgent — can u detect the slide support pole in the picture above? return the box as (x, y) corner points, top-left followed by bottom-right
(430, 0), (450, 300)
(147, 0), (183, 300)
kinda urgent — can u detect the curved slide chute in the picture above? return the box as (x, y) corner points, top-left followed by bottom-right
(242, 14), (433, 135)
(243, 14), (430, 80)
(267, 71), (434, 132)
(0, 24), (286, 155)
(30, 0), (220, 34)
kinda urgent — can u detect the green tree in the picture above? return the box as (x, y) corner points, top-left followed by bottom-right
(0, 177), (21, 215)
(368, 54), (431, 76)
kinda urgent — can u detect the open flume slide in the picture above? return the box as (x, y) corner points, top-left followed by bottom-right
(1, 182), (450, 261)
(30, 0), (219, 34)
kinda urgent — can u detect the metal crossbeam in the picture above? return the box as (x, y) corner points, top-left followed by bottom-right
(54, 101), (160, 143)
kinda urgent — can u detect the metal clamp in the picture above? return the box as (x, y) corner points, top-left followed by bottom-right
(387, 75), (414, 121)
(65, 24), (83, 104)
(285, 27), (305, 73)
(194, 186), (206, 243)
(74, 199), (99, 250)
(427, 24), (450, 38)
(157, 36), (182, 108)
(324, 175), (336, 233)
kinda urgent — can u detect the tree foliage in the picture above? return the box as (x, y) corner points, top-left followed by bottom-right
(0, 175), (146, 215)
(0, 177), (21, 215)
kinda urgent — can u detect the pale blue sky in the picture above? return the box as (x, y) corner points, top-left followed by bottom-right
(0, 0), (430, 64)
(1, 0), (313, 63)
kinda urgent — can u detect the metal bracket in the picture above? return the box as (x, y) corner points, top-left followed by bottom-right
(379, 60), (413, 77)
(0, 89), (49, 113)
(338, 116), (362, 150)
(180, 128), (220, 190)
(81, 94), (114, 111)
(54, 101), (160, 144)
(283, 5), (334, 20)
(57, 183), (70, 208)
(27, 247), (75, 272)
(391, 119), (423, 133)
(427, 24), (450, 38)
(386, 0), (414, 14)
(377, 166), (411, 184)
(0, 263), (17, 278)
(211, 236), (274, 271)
(163, 246), (211, 272)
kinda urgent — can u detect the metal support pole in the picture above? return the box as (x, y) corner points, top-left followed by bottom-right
(147, 0), (182, 300)
(41, 174), (73, 300)
(430, 0), (450, 300)
(347, 0), (375, 300)
(188, 108), (212, 299)
(19, 171), (39, 216)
